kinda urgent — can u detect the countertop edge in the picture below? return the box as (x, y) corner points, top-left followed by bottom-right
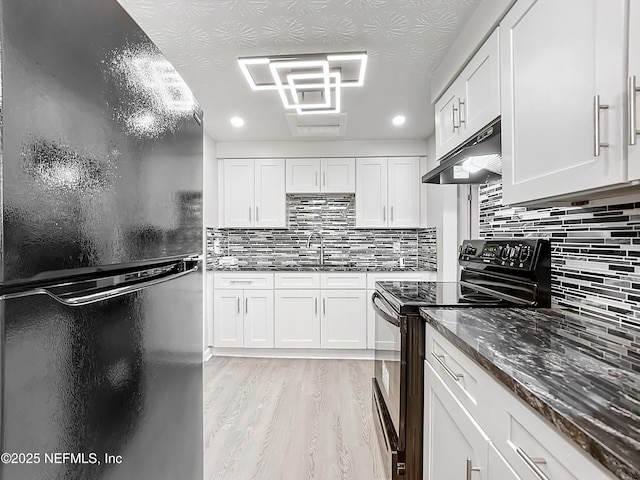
(420, 309), (637, 480)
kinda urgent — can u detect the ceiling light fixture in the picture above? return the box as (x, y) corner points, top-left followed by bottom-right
(392, 115), (406, 126)
(237, 51), (367, 115)
(230, 116), (244, 127)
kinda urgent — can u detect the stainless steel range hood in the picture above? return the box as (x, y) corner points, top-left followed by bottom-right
(422, 119), (502, 184)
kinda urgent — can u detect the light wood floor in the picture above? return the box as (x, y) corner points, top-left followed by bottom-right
(203, 357), (387, 480)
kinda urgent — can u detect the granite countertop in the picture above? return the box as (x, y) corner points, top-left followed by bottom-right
(208, 264), (433, 273)
(419, 307), (640, 480)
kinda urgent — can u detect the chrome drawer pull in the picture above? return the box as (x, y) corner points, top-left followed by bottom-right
(466, 458), (480, 480)
(516, 447), (549, 480)
(431, 353), (463, 381)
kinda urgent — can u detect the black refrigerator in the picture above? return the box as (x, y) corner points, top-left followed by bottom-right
(0, 0), (204, 479)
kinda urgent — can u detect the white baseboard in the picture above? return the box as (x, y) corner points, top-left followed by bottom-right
(203, 346), (214, 362)
(211, 347), (374, 360)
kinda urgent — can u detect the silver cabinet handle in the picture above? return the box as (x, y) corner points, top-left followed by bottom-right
(249, 206), (252, 222)
(593, 95), (610, 156)
(322, 171), (326, 186)
(315, 171), (318, 186)
(629, 76), (640, 145)
(256, 205), (259, 222)
(431, 353), (463, 382)
(383, 206), (386, 221)
(515, 448), (549, 480)
(466, 458), (480, 480)
(458, 98), (466, 126)
(245, 297), (248, 314)
(390, 205), (394, 222)
(452, 104), (459, 132)
(237, 297), (240, 314)
(315, 298), (318, 315)
(322, 298), (326, 316)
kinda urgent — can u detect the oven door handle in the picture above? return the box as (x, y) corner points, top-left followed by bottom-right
(372, 291), (400, 327)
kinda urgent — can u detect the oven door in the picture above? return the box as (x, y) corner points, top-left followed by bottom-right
(372, 291), (406, 478)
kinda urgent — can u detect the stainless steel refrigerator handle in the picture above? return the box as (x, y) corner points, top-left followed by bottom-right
(629, 76), (640, 145)
(0, 265), (197, 307)
(593, 95), (609, 156)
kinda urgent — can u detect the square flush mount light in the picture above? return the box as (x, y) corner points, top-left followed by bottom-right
(237, 52), (367, 115)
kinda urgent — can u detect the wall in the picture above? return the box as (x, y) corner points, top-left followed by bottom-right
(480, 182), (640, 329)
(207, 195), (436, 271)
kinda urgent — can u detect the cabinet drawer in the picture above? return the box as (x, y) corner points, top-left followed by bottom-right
(490, 382), (615, 480)
(366, 271), (435, 289)
(320, 272), (367, 289)
(426, 326), (488, 426)
(214, 272), (274, 289)
(274, 272), (321, 289)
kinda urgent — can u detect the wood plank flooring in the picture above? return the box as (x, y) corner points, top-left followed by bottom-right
(203, 357), (388, 480)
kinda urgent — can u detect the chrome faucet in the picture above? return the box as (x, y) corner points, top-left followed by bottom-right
(306, 232), (325, 266)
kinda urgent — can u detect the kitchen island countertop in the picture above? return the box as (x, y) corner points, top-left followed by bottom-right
(419, 306), (640, 480)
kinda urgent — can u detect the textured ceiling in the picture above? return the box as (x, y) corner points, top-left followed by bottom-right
(117, 0), (481, 142)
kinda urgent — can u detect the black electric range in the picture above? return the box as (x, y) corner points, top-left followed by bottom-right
(371, 238), (551, 480)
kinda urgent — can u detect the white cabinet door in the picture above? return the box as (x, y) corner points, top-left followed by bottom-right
(500, 0), (627, 205)
(628, 2), (640, 181)
(321, 158), (356, 193)
(285, 158), (320, 193)
(244, 290), (274, 348)
(462, 28), (500, 138)
(274, 290), (321, 348)
(222, 159), (254, 228)
(213, 289), (243, 347)
(321, 290), (367, 349)
(424, 362), (489, 480)
(487, 443), (522, 480)
(255, 159), (286, 228)
(387, 157), (420, 228)
(435, 85), (463, 160)
(356, 157), (388, 228)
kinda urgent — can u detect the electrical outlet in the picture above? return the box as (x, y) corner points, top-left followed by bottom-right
(213, 239), (221, 254)
(393, 242), (401, 253)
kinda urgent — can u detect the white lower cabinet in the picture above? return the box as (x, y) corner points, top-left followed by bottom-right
(424, 324), (616, 480)
(213, 289), (244, 348)
(274, 290), (321, 348)
(243, 290), (274, 348)
(213, 289), (274, 348)
(424, 361), (491, 480)
(320, 290), (367, 349)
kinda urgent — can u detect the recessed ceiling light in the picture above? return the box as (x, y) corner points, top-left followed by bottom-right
(392, 115), (406, 126)
(230, 116), (244, 127)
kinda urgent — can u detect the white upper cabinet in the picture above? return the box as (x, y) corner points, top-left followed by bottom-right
(356, 157), (420, 228)
(388, 157), (420, 228)
(222, 159), (255, 228)
(320, 158), (356, 193)
(500, 0), (628, 205)
(435, 29), (500, 160)
(628, 2), (640, 181)
(286, 158), (355, 193)
(285, 158), (320, 193)
(254, 159), (286, 228)
(356, 158), (388, 228)
(222, 159), (286, 228)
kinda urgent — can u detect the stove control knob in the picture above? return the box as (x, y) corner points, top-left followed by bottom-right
(500, 245), (510, 261)
(510, 246), (520, 260)
(519, 246), (532, 263)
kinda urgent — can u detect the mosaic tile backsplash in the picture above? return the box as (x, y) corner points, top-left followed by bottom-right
(207, 195), (437, 271)
(479, 182), (640, 328)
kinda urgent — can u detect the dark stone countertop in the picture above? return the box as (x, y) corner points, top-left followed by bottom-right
(419, 307), (640, 480)
(208, 265), (434, 273)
